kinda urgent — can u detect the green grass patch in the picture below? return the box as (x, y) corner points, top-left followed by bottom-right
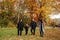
(0, 27), (60, 40)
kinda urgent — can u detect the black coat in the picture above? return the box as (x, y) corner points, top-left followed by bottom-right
(30, 21), (37, 29)
(17, 22), (24, 31)
(24, 26), (29, 30)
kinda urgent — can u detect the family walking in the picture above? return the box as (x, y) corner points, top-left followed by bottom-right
(17, 19), (44, 37)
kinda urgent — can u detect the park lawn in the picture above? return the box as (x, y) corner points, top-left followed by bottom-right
(0, 27), (60, 40)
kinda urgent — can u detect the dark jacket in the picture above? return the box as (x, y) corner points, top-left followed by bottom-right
(17, 21), (24, 31)
(30, 21), (37, 29)
(24, 24), (29, 29)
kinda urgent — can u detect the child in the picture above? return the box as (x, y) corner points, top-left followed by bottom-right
(24, 24), (29, 35)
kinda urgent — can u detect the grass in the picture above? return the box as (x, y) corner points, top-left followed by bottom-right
(0, 27), (60, 40)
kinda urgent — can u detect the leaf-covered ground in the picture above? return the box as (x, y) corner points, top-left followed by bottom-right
(0, 27), (60, 40)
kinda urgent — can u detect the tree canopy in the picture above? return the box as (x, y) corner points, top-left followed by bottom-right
(0, 0), (60, 27)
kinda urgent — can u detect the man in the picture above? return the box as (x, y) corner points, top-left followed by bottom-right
(38, 19), (44, 37)
(17, 19), (24, 36)
(30, 19), (37, 35)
